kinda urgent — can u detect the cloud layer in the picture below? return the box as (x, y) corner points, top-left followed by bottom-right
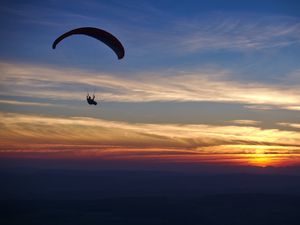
(1, 62), (300, 111)
(1, 112), (299, 166)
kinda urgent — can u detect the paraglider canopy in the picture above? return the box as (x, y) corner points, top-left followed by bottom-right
(52, 27), (125, 59)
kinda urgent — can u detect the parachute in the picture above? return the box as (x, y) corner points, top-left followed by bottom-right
(52, 27), (125, 59)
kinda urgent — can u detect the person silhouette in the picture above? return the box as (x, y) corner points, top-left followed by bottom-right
(86, 93), (97, 105)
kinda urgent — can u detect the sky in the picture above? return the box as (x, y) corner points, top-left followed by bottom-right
(0, 0), (300, 169)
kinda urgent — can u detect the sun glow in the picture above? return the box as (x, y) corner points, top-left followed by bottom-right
(248, 150), (272, 167)
(1, 113), (300, 167)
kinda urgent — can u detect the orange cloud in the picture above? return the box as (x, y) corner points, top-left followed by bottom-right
(1, 112), (300, 167)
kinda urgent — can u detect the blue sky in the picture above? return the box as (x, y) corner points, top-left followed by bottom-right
(0, 0), (300, 167)
(1, 0), (300, 74)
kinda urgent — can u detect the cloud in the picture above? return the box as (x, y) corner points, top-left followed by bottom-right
(1, 61), (300, 110)
(229, 120), (261, 126)
(243, 105), (275, 110)
(1, 112), (300, 166)
(173, 15), (300, 53)
(284, 106), (300, 111)
(278, 122), (300, 129)
(113, 13), (300, 55)
(1, 112), (299, 148)
(0, 99), (55, 107)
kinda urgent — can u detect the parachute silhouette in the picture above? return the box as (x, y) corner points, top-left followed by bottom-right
(52, 27), (125, 59)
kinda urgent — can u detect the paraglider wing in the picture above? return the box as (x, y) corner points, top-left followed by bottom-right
(52, 27), (125, 59)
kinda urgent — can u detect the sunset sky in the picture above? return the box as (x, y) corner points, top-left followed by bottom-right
(0, 0), (300, 169)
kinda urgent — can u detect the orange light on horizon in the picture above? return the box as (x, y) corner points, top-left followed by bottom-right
(1, 143), (300, 168)
(1, 113), (300, 168)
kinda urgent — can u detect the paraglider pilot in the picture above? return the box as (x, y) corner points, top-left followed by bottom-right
(87, 93), (97, 105)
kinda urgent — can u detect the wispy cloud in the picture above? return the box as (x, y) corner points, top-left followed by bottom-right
(112, 13), (300, 55)
(173, 15), (300, 52)
(1, 112), (299, 166)
(229, 120), (261, 126)
(243, 105), (275, 110)
(1, 112), (299, 147)
(1, 61), (300, 110)
(284, 106), (300, 111)
(278, 122), (300, 129)
(0, 99), (55, 107)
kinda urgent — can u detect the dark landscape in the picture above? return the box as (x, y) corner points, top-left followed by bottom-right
(1, 168), (300, 225)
